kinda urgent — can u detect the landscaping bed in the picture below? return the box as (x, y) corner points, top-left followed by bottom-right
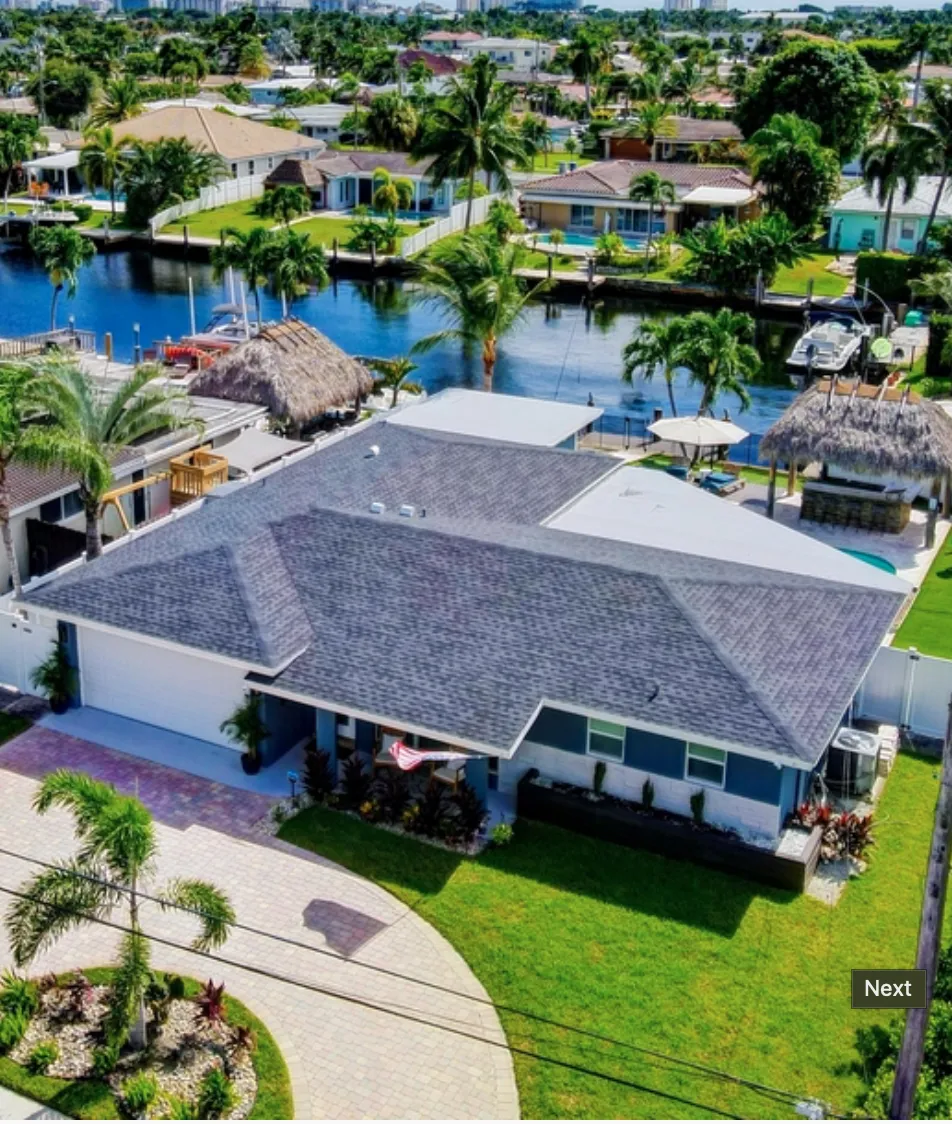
(0, 969), (291, 1120)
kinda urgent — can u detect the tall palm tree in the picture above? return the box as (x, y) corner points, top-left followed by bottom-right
(259, 183), (310, 227)
(621, 317), (686, 419)
(628, 170), (676, 271)
(568, 26), (610, 117)
(905, 22), (934, 116)
(663, 59), (707, 117)
(368, 354), (423, 408)
(365, 92), (419, 152)
(270, 229), (328, 315)
(899, 80), (952, 253)
(415, 232), (550, 392)
(31, 358), (198, 560)
(680, 308), (760, 418)
(0, 126), (34, 205)
(6, 769), (233, 1050)
(861, 140), (920, 252)
(28, 225), (95, 330)
(88, 74), (143, 128)
(79, 126), (126, 218)
(211, 226), (277, 326)
(622, 100), (675, 161)
(519, 113), (552, 171)
(412, 55), (527, 231)
(746, 113), (842, 231)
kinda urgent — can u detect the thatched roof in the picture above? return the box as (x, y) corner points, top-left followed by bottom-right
(760, 379), (952, 480)
(190, 318), (373, 425)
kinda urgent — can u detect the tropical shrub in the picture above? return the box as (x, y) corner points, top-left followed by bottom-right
(91, 1042), (120, 1077)
(593, 760), (607, 795)
(851, 38), (914, 74)
(0, 972), (38, 1021)
(372, 768), (410, 824)
(220, 691), (269, 775)
(486, 199), (524, 243)
(0, 1011), (28, 1055)
(927, 313), (952, 380)
(448, 782), (487, 846)
(340, 756), (371, 810)
(680, 214), (811, 291)
(27, 1041), (58, 1075)
(642, 778), (655, 809)
(402, 782), (448, 837)
(29, 639), (76, 714)
(594, 232), (627, 267)
(196, 980), (226, 1025)
(348, 212), (401, 254)
(71, 203), (93, 223)
(303, 747), (336, 803)
(490, 822), (514, 847)
(197, 1067), (236, 1119)
(166, 974), (186, 1001)
(855, 250), (925, 303)
(121, 1071), (159, 1117)
(690, 789), (705, 825)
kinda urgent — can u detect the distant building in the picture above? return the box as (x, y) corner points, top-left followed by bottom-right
(462, 37), (557, 69)
(419, 29), (483, 53)
(663, 0), (693, 10)
(698, 0), (727, 9)
(456, 0), (479, 11)
(166, 0), (239, 12)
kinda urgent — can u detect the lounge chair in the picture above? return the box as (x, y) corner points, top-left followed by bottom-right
(701, 471), (745, 497)
(372, 734), (403, 773)
(430, 759), (467, 792)
(665, 464), (692, 482)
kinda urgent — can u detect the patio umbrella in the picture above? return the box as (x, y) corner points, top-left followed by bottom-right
(648, 416), (749, 448)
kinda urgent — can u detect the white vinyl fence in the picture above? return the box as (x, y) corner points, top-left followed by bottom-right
(0, 603), (58, 696)
(854, 645), (952, 740)
(400, 192), (504, 257)
(150, 173), (268, 236)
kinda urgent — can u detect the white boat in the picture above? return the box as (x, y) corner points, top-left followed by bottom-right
(786, 317), (871, 376)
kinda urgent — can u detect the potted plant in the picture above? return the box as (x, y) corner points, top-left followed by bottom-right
(220, 691), (269, 775)
(30, 640), (76, 714)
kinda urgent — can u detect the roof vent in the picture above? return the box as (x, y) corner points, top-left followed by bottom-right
(399, 504), (415, 518)
(370, 501), (386, 514)
(367, 444), (380, 458)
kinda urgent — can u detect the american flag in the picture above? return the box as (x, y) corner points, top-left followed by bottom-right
(389, 741), (468, 772)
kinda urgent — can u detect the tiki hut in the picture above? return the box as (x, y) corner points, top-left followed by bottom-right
(190, 318), (373, 434)
(759, 378), (952, 537)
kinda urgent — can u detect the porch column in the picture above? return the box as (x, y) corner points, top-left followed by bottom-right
(465, 755), (489, 805)
(315, 708), (338, 776)
(413, 178), (420, 213)
(786, 460), (798, 498)
(766, 457), (778, 519)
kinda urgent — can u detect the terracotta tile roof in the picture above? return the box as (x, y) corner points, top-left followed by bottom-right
(397, 49), (462, 76)
(420, 30), (482, 42)
(520, 160), (752, 199)
(292, 150), (435, 178)
(605, 116), (742, 143)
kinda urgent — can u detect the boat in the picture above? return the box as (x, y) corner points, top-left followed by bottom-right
(146, 304), (258, 374)
(786, 315), (871, 380)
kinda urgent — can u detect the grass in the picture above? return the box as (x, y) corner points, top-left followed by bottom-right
(519, 151), (594, 174)
(279, 752), (943, 1119)
(291, 213), (423, 248)
(0, 713), (28, 746)
(772, 252), (850, 298)
(0, 969), (293, 1119)
(892, 530), (952, 658)
(634, 452), (797, 490)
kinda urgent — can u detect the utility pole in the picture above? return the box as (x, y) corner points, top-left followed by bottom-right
(889, 697), (952, 1119)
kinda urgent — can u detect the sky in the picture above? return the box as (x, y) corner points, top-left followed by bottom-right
(410, 0), (947, 12)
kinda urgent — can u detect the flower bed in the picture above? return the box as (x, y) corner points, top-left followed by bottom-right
(0, 970), (292, 1120)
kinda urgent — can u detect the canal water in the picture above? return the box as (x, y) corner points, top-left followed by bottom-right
(0, 247), (802, 445)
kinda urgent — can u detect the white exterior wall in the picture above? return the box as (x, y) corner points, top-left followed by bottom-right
(0, 606), (59, 694)
(78, 627), (249, 748)
(499, 740), (783, 839)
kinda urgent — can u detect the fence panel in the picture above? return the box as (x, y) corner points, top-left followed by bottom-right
(400, 191), (504, 257)
(150, 173), (268, 235)
(855, 645), (952, 738)
(908, 656), (952, 739)
(854, 646), (907, 727)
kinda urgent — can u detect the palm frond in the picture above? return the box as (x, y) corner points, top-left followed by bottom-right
(158, 879), (235, 952)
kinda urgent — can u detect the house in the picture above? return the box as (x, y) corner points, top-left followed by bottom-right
(264, 151), (451, 213)
(397, 48), (462, 77)
(0, 357), (267, 596)
(16, 407), (906, 851)
(245, 76), (319, 107)
(461, 37), (557, 70)
(829, 177), (952, 253)
(602, 116), (744, 162)
(519, 160), (759, 239)
(67, 106), (319, 180)
(250, 102), (349, 143)
(418, 29), (482, 54)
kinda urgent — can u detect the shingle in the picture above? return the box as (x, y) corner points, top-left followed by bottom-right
(521, 160), (753, 198)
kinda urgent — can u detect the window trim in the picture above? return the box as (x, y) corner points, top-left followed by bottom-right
(685, 743), (727, 790)
(586, 718), (626, 763)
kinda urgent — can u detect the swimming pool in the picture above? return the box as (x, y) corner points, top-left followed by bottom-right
(536, 231), (647, 250)
(839, 548), (898, 575)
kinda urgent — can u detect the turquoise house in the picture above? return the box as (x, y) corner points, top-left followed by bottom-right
(829, 176), (952, 253)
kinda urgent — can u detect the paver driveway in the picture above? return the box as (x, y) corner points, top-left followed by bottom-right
(0, 730), (519, 1120)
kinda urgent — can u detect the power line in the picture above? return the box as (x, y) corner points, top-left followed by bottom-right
(0, 844), (836, 1118)
(0, 878), (746, 1121)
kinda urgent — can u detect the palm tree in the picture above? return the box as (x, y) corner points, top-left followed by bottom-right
(415, 232), (550, 392)
(621, 317), (686, 418)
(746, 113), (842, 231)
(31, 358), (197, 560)
(519, 113), (552, 171)
(0, 126), (34, 205)
(340, 107), (368, 150)
(270, 230), (328, 315)
(88, 75), (143, 128)
(861, 140), (920, 252)
(679, 308), (760, 418)
(79, 126), (126, 219)
(568, 26), (610, 117)
(628, 170), (676, 271)
(365, 92), (419, 152)
(905, 22), (934, 116)
(368, 354), (423, 408)
(371, 167), (413, 214)
(259, 183), (310, 227)
(663, 59), (707, 117)
(899, 80), (952, 253)
(622, 100), (675, 161)
(5, 769), (234, 1050)
(333, 72), (361, 103)
(28, 225), (95, 330)
(211, 226), (277, 326)
(412, 55), (527, 232)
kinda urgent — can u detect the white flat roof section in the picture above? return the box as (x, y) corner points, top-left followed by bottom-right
(388, 388), (603, 448)
(548, 466), (911, 595)
(680, 186), (755, 206)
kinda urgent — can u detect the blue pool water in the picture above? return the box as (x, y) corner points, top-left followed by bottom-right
(538, 231), (648, 250)
(839, 548), (898, 575)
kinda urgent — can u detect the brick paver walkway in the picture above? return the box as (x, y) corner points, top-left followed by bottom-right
(0, 732), (519, 1119)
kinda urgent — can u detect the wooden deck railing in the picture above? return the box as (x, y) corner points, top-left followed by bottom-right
(0, 328), (96, 359)
(169, 447), (229, 504)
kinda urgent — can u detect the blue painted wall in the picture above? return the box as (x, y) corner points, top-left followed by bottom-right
(525, 708), (587, 754)
(315, 709), (338, 773)
(58, 621), (81, 708)
(355, 719), (375, 756)
(724, 753), (782, 804)
(466, 756), (490, 804)
(778, 767), (803, 820)
(259, 694), (313, 767)
(625, 728), (685, 779)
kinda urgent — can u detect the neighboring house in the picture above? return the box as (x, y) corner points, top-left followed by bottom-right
(418, 29), (482, 53)
(516, 113), (577, 147)
(249, 103), (349, 143)
(902, 62), (952, 108)
(66, 106), (319, 179)
(0, 361), (266, 595)
(520, 160), (759, 238)
(23, 150), (86, 198)
(265, 150), (451, 212)
(245, 76), (319, 107)
(397, 48), (462, 77)
(461, 37), (556, 69)
(144, 97), (263, 119)
(829, 177), (952, 253)
(603, 116), (743, 162)
(17, 403), (906, 848)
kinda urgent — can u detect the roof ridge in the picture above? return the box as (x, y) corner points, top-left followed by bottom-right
(661, 575), (810, 761)
(230, 528), (313, 668)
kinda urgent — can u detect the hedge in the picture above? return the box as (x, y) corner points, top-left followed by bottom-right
(855, 251), (925, 303)
(927, 312), (952, 380)
(851, 38), (914, 73)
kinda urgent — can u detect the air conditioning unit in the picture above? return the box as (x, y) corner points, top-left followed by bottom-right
(826, 727), (880, 797)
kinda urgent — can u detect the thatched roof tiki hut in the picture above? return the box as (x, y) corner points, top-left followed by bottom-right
(190, 319), (374, 436)
(760, 379), (952, 542)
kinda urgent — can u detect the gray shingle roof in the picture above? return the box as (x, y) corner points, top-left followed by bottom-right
(25, 422), (902, 765)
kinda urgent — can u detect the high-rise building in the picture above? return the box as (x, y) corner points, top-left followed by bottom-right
(698, 0), (727, 9)
(456, 0), (479, 12)
(663, 0), (693, 11)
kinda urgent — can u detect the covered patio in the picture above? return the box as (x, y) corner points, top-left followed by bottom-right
(23, 150), (86, 198)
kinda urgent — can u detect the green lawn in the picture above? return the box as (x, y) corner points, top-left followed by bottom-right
(634, 452), (797, 490)
(892, 531), (952, 658)
(279, 752), (941, 1119)
(0, 969), (293, 1120)
(519, 152), (594, 174)
(772, 252), (850, 298)
(291, 213), (423, 248)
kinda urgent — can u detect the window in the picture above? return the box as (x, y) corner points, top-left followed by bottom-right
(587, 718), (625, 762)
(39, 491), (81, 524)
(686, 743), (726, 788)
(900, 221), (916, 242)
(569, 204), (595, 230)
(247, 160), (255, 175)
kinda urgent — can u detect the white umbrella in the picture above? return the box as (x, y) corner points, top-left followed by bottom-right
(647, 415), (749, 448)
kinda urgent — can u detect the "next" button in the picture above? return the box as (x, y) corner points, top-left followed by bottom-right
(851, 970), (927, 1009)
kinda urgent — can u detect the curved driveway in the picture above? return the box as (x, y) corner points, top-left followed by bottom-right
(0, 748), (519, 1119)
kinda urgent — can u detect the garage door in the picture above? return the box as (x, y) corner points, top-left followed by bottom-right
(79, 628), (249, 747)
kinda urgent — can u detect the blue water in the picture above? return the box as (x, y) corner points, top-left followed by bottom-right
(539, 231), (649, 250)
(0, 246), (800, 441)
(839, 548), (898, 575)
